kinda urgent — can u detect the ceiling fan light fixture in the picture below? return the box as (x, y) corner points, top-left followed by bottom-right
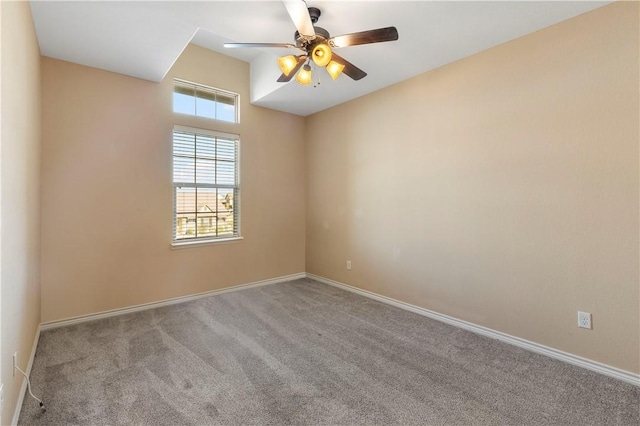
(296, 64), (312, 85)
(278, 55), (299, 76)
(227, 6), (398, 85)
(311, 44), (332, 67)
(326, 60), (345, 80)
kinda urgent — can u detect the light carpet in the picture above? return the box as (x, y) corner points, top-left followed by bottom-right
(19, 278), (639, 425)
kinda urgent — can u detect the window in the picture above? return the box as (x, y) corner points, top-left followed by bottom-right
(173, 126), (240, 244)
(173, 79), (239, 123)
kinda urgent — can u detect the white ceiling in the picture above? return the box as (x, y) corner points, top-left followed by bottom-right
(30, 1), (609, 116)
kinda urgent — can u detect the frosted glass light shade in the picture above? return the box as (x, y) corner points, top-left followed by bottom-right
(326, 60), (345, 80)
(312, 44), (332, 67)
(296, 65), (312, 85)
(278, 55), (298, 76)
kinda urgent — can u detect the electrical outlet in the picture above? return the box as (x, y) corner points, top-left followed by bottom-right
(346, 260), (352, 270)
(1, 383), (4, 411)
(13, 352), (18, 376)
(578, 311), (592, 329)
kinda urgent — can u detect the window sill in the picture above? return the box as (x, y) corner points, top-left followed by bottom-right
(171, 236), (243, 249)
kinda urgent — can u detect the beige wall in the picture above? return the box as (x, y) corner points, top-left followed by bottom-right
(306, 2), (639, 373)
(1, 1), (42, 423)
(40, 44), (306, 322)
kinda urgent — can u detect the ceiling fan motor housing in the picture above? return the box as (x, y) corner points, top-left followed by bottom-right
(293, 7), (330, 51)
(295, 26), (330, 50)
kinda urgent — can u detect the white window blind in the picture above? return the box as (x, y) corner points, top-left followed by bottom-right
(173, 127), (239, 242)
(173, 79), (239, 123)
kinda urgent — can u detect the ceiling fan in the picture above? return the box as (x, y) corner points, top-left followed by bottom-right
(224, 0), (399, 86)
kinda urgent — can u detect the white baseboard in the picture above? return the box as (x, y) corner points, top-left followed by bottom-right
(11, 325), (41, 426)
(307, 273), (640, 387)
(30, 271), (640, 394)
(40, 272), (306, 331)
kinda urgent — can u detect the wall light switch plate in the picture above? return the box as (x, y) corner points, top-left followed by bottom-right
(0, 383), (4, 411)
(578, 311), (592, 329)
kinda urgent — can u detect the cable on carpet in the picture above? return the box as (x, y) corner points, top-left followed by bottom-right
(14, 364), (46, 412)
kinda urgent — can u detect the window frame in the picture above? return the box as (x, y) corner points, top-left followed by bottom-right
(171, 125), (242, 248)
(173, 78), (240, 124)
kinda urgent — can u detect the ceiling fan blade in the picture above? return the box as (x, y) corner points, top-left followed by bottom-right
(328, 27), (398, 48)
(277, 55), (308, 82)
(330, 53), (367, 81)
(224, 42), (298, 49)
(283, 0), (315, 38)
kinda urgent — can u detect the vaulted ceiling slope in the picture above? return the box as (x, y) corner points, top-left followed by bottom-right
(30, 1), (609, 116)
